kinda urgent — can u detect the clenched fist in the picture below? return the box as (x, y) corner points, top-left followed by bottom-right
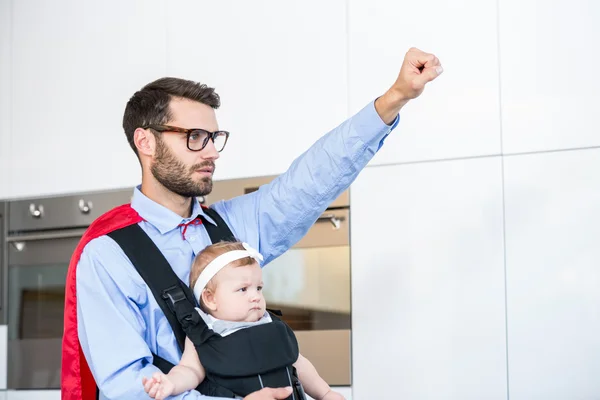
(376, 47), (443, 124)
(393, 47), (443, 100)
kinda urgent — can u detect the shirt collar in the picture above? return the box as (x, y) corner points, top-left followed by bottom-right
(130, 185), (217, 234)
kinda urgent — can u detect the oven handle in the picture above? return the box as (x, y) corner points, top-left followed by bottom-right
(7, 214), (345, 241)
(6, 228), (87, 243)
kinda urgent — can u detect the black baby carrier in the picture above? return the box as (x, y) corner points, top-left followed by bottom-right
(108, 208), (307, 400)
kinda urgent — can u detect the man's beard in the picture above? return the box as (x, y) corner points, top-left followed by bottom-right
(150, 138), (214, 198)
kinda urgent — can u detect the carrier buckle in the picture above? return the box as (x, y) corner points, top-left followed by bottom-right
(162, 286), (186, 306)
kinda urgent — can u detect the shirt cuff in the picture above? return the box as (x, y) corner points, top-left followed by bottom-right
(387, 113), (400, 130)
(352, 99), (401, 150)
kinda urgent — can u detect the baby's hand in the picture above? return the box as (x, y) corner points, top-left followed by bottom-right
(322, 390), (346, 400)
(142, 372), (175, 400)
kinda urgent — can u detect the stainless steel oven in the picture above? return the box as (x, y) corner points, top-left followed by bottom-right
(204, 176), (352, 386)
(1, 190), (131, 389)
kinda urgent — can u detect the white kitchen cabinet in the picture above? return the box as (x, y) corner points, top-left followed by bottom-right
(0, 326), (6, 389)
(499, 0), (600, 154)
(0, 0), (10, 199)
(504, 148), (600, 400)
(6, 391), (59, 400)
(350, 158), (507, 400)
(165, 0), (348, 181)
(10, 0), (167, 199)
(348, 0), (501, 166)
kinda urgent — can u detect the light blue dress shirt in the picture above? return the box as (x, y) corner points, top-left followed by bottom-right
(76, 100), (399, 399)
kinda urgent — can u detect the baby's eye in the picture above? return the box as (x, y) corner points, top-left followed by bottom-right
(257, 286), (263, 291)
(238, 287), (247, 292)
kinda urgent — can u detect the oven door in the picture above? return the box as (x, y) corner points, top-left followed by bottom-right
(261, 208), (351, 386)
(6, 229), (83, 390)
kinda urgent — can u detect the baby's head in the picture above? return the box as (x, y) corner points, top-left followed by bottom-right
(190, 241), (266, 323)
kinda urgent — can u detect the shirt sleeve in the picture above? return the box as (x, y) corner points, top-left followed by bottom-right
(213, 99), (399, 265)
(76, 235), (232, 400)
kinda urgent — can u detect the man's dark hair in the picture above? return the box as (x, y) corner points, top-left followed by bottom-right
(122, 77), (220, 157)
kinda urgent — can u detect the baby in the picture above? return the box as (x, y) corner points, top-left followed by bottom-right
(142, 241), (345, 400)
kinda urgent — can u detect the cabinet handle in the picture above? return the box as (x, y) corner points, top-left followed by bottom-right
(29, 203), (44, 219)
(316, 213), (345, 230)
(78, 199), (93, 214)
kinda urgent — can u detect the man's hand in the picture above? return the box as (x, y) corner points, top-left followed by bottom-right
(244, 386), (293, 400)
(375, 47), (443, 124)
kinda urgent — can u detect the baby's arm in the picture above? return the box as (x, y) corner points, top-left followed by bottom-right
(293, 354), (344, 400)
(164, 337), (206, 391)
(143, 337), (206, 399)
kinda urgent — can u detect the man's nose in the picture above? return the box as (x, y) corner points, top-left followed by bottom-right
(201, 139), (220, 161)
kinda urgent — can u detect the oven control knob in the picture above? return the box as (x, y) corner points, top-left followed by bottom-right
(29, 203), (44, 219)
(78, 199), (93, 215)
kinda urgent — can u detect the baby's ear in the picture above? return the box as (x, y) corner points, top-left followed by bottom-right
(201, 289), (218, 311)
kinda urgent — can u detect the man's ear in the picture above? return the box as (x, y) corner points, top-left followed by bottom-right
(133, 128), (156, 157)
(202, 288), (218, 312)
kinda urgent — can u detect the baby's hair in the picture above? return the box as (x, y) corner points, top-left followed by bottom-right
(190, 241), (255, 311)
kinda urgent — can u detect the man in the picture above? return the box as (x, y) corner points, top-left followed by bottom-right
(62, 47), (442, 400)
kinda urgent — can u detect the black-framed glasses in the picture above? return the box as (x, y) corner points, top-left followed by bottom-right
(143, 124), (230, 152)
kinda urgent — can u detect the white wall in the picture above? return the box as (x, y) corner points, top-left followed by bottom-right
(0, 0), (10, 199)
(503, 149), (600, 399)
(9, 0), (164, 198)
(2, 0), (348, 199)
(351, 159), (507, 400)
(347, 0), (599, 398)
(348, 0), (502, 165)
(165, 0), (348, 182)
(498, 2), (600, 398)
(1, 0), (599, 399)
(499, 0), (600, 154)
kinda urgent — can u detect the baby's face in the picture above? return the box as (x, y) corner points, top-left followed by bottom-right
(212, 261), (266, 322)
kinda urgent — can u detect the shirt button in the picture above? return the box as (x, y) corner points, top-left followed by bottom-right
(188, 236), (196, 242)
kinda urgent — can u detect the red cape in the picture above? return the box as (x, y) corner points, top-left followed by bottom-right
(61, 204), (142, 400)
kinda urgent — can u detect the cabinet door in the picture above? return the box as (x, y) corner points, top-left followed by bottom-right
(0, 0), (10, 199)
(348, 0), (501, 165)
(350, 159), (507, 400)
(11, 0), (167, 198)
(165, 0), (348, 181)
(499, 0), (600, 153)
(504, 148), (600, 399)
(6, 391), (59, 400)
(0, 325), (5, 389)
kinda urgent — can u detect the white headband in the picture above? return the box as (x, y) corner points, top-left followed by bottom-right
(193, 242), (264, 301)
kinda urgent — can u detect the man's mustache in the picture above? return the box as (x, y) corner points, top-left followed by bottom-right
(191, 161), (216, 172)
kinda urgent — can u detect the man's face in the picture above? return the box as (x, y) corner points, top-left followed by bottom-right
(150, 98), (220, 197)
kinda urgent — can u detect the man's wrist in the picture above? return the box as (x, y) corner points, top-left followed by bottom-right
(374, 89), (409, 125)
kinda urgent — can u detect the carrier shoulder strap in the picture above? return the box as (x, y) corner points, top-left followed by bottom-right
(201, 206), (236, 243)
(107, 207), (235, 373)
